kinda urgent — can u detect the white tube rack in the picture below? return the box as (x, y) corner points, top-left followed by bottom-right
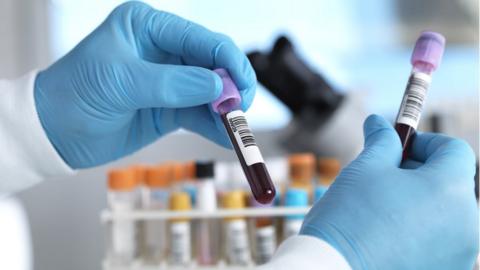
(103, 261), (259, 270)
(101, 207), (310, 222)
(101, 206), (311, 270)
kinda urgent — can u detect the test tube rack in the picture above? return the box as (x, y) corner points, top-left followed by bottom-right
(101, 206), (311, 270)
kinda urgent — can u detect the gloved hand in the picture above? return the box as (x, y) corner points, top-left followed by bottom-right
(301, 115), (478, 270)
(34, 1), (256, 169)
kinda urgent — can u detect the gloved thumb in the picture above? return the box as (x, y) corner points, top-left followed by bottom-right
(357, 114), (402, 166)
(125, 61), (222, 109)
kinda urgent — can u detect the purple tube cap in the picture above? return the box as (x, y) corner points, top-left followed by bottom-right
(411, 31), (446, 71)
(211, 68), (242, 114)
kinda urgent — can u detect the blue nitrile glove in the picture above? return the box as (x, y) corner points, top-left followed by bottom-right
(34, 1), (256, 169)
(301, 114), (478, 270)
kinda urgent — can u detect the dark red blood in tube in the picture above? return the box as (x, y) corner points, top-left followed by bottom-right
(221, 114), (276, 204)
(395, 123), (417, 160)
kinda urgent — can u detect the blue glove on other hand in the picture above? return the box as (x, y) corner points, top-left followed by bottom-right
(301, 115), (478, 270)
(34, 1), (256, 169)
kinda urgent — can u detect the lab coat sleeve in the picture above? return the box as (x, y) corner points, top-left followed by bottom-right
(258, 235), (352, 270)
(0, 71), (74, 194)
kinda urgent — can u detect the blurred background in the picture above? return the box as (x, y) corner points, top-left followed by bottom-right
(0, 0), (478, 269)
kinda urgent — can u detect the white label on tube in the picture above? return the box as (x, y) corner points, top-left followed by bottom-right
(226, 110), (264, 166)
(170, 222), (191, 265)
(226, 220), (251, 265)
(396, 72), (431, 129)
(109, 194), (137, 262)
(283, 219), (303, 240)
(112, 220), (136, 261)
(255, 226), (277, 264)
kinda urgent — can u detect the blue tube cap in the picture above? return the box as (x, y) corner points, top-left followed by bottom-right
(284, 188), (308, 219)
(314, 186), (328, 203)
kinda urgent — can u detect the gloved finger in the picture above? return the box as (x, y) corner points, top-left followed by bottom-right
(409, 132), (476, 177)
(127, 3), (257, 110)
(356, 114), (402, 166)
(238, 86), (256, 112)
(125, 61), (222, 109)
(401, 159), (423, 169)
(175, 105), (232, 148)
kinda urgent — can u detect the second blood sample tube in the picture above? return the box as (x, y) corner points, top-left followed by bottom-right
(395, 31), (445, 159)
(212, 68), (275, 204)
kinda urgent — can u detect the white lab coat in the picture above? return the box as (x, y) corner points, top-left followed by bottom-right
(0, 71), (352, 270)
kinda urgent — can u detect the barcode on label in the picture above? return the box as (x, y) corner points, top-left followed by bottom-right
(226, 110), (265, 166)
(229, 116), (257, 148)
(396, 72), (431, 129)
(401, 75), (428, 121)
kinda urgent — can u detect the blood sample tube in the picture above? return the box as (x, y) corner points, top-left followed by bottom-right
(195, 161), (220, 265)
(222, 191), (252, 265)
(142, 165), (171, 263)
(107, 168), (140, 265)
(168, 192), (193, 266)
(212, 68), (275, 204)
(395, 31), (445, 159)
(283, 188), (308, 240)
(314, 158), (341, 203)
(288, 153), (316, 195)
(250, 197), (277, 264)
